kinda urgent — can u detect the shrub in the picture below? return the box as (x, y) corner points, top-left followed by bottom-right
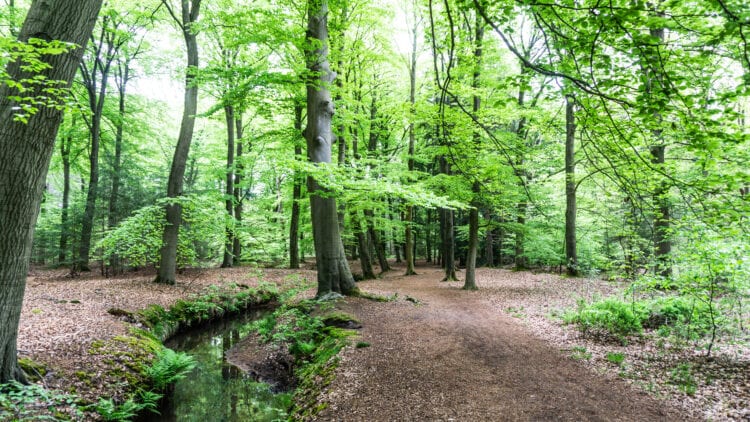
(564, 298), (648, 341)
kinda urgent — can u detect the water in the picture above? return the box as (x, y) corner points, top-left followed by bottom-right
(146, 310), (291, 422)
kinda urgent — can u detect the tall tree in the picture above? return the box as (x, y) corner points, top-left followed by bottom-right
(564, 93), (577, 276)
(76, 9), (125, 271)
(305, 0), (357, 297)
(0, 0), (103, 383)
(403, 1), (420, 276)
(289, 102), (304, 269)
(463, 8), (484, 291)
(155, 0), (201, 284)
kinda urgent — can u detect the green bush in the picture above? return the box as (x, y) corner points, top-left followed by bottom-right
(564, 298), (648, 341)
(645, 296), (718, 340)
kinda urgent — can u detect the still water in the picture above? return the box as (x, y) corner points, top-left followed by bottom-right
(145, 310), (290, 422)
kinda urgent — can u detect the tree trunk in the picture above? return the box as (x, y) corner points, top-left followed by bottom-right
(365, 209), (391, 273)
(289, 103), (303, 269)
(564, 94), (578, 276)
(647, 26), (671, 278)
(0, 0), (103, 384)
(306, 0), (357, 297)
(353, 211), (376, 279)
(59, 128), (72, 265)
(233, 114), (244, 265)
(108, 61), (129, 275)
(155, 0), (202, 285)
(464, 13), (483, 290)
(439, 157), (457, 281)
(78, 56), (112, 271)
(426, 208), (433, 263)
(221, 104), (235, 268)
(484, 210), (494, 267)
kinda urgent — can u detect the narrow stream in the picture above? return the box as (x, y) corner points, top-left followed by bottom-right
(144, 310), (291, 422)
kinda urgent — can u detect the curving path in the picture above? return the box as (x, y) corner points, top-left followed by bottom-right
(316, 264), (688, 421)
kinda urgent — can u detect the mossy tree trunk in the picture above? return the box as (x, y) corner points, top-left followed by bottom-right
(0, 0), (104, 383)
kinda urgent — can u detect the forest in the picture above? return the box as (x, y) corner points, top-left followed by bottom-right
(0, 0), (748, 420)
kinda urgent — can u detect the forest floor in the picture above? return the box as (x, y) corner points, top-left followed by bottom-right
(317, 262), (749, 421)
(16, 261), (750, 421)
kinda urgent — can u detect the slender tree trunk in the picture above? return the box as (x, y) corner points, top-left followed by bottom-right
(108, 63), (128, 275)
(484, 210), (494, 267)
(464, 13), (483, 290)
(305, 0), (357, 297)
(78, 63), (111, 271)
(0, 0), (103, 383)
(438, 157), (457, 281)
(353, 211), (376, 279)
(59, 129), (72, 265)
(222, 105), (235, 268)
(156, 0), (202, 285)
(233, 114), (244, 265)
(564, 94), (578, 276)
(289, 103), (303, 269)
(647, 25), (671, 278)
(426, 208), (433, 263)
(365, 209), (390, 273)
(464, 184), (480, 290)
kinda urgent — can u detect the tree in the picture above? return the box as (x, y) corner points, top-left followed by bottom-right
(305, 0), (357, 297)
(564, 93), (577, 276)
(155, 0), (201, 285)
(0, 0), (103, 383)
(76, 6), (134, 271)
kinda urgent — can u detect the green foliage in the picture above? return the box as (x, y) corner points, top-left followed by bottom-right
(91, 396), (151, 422)
(145, 348), (196, 391)
(669, 363), (697, 395)
(97, 194), (226, 269)
(0, 37), (76, 122)
(0, 381), (81, 421)
(138, 283), (279, 339)
(605, 352), (625, 366)
(564, 298), (648, 341)
(569, 346), (591, 361)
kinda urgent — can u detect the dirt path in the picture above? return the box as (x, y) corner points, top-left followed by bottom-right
(317, 264), (688, 421)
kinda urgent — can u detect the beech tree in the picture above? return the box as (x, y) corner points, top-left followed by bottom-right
(305, 0), (357, 297)
(0, 0), (103, 383)
(155, 0), (201, 285)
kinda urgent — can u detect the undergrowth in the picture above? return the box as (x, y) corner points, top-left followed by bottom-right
(563, 295), (723, 347)
(252, 298), (359, 421)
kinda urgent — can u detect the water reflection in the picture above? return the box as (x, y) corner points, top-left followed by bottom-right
(146, 310), (290, 422)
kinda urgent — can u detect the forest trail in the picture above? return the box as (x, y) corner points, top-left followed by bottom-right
(317, 263), (688, 421)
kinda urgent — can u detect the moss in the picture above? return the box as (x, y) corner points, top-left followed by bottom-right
(320, 311), (360, 327)
(18, 357), (47, 382)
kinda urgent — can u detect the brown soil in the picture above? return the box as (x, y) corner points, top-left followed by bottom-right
(317, 264), (692, 421)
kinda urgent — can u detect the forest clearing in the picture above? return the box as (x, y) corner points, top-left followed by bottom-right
(1, 0), (749, 420)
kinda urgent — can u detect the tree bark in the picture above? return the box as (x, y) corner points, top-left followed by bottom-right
(233, 114), (244, 265)
(59, 126), (73, 265)
(646, 25), (671, 278)
(0, 0), (103, 383)
(464, 12), (484, 290)
(155, 0), (202, 285)
(305, 0), (357, 297)
(289, 103), (303, 269)
(484, 210), (494, 267)
(353, 211), (376, 279)
(564, 94), (578, 276)
(221, 104), (235, 268)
